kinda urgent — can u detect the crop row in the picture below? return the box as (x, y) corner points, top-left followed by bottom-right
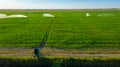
(0, 57), (120, 67)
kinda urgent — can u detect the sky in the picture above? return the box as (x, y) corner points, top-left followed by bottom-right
(0, 0), (120, 9)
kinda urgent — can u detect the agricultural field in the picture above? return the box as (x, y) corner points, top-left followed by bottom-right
(0, 9), (120, 50)
(0, 9), (120, 67)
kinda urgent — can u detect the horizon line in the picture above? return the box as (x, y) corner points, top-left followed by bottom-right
(0, 8), (120, 10)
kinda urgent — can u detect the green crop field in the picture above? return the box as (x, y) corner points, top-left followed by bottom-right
(0, 9), (120, 50)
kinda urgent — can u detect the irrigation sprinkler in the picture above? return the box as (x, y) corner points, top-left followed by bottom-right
(34, 18), (55, 58)
(86, 13), (90, 17)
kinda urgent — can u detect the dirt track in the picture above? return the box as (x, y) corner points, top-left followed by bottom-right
(0, 47), (120, 58)
(0, 54), (120, 58)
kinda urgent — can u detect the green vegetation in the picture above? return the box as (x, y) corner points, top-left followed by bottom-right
(0, 57), (119, 67)
(0, 9), (120, 50)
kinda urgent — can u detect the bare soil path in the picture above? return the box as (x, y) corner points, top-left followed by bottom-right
(0, 47), (120, 58)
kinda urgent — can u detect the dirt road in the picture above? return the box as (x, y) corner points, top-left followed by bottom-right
(0, 54), (120, 58)
(0, 47), (119, 58)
